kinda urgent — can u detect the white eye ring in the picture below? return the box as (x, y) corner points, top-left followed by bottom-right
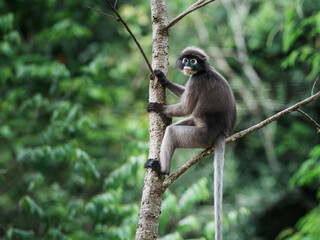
(190, 59), (197, 64)
(182, 58), (188, 64)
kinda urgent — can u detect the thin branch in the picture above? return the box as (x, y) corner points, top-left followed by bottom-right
(311, 75), (319, 95)
(114, 0), (118, 8)
(86, 5), (119, 20)
(165, 0), (216, 29)
(163, 90), (320, 188)
(297, 109), (320, 133)
(92, 0), (155, 79)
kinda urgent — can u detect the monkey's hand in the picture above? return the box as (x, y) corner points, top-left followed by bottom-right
(147, 102), (164, 113)
(150, 69), (168, 87)
(147, 102), (172, 126)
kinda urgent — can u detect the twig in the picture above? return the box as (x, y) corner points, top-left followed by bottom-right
(311, 76), (319, 95)
(86, 5), (119, 20)
(165, 0), (216, 29)
(297, 109), (320, 133)
(163, 90), (320, 188)
(104, 0), (154, 79)
(89, 1), (155, 79)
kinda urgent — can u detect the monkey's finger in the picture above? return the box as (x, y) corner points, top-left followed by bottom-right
(147, 102), (156, 112)
(147, 105), (153, 112)
(154, 69), (164, 76)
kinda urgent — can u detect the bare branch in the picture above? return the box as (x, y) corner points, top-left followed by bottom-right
(163, 90), (320, 188)
(297, 109), (320, 133)
(312, 75), (319, 95)
(101, 0), (155, 79)
(165, 0), (216, 29)
(86, 5), (119, 20)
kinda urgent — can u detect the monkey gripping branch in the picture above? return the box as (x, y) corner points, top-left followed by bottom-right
(88, 1), (320, 239)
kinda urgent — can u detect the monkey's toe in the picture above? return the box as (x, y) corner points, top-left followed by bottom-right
(161, 169), (170, 176)
(144, 159), (163, 175)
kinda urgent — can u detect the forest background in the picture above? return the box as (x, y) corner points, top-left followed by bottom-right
(0, 0), (320, 239)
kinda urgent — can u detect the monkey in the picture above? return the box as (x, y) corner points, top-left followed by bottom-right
(144, 46), (236, 240)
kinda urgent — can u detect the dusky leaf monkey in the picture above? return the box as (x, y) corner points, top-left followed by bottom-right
(145, 46), (236, 240)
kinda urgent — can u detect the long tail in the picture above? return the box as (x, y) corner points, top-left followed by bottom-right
(214, 136), (225, 240)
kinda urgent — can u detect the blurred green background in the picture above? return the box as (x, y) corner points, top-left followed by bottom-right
(0, 0), (320, 239)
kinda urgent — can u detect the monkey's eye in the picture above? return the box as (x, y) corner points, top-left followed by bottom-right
(190, 59), (197, 65)
(182, 58), (188, 64)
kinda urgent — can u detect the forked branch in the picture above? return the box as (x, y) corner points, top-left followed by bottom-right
(163, 90), (320, 188)
(297, 109), (320, 133)
(87, 1), (155, 79)
(165, 0), (216, 29)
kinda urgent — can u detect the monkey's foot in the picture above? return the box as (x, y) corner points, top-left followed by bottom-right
(159, 113), (172, 127)
(144, 159), (163, 175)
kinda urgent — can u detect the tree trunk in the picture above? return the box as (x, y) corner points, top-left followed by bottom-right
(135, 0), (169, 239)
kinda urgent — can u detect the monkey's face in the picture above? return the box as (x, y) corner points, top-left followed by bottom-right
(177, 56), (205, 76)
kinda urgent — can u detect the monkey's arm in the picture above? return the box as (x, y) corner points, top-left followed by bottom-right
(163, 103), (191, 117)
(148, 102), (193, 118)
(147, 103), (172, 126)
(153, 70), (185, 98)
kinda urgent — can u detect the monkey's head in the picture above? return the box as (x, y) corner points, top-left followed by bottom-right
(176, 46), (210, 76)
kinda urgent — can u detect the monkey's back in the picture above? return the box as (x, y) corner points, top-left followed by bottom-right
(189, 68), (236, 142)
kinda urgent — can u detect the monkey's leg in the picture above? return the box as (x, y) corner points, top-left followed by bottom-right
(160, 125), (209, 175)
(174, 117), (195, 126)
(144, 118), (195, 175)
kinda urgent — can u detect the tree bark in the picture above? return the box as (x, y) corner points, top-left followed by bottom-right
(135, 0), (169, 239)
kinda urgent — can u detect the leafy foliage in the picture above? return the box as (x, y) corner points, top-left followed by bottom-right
(278, 145), (320, 240)
(0, 0), (319, 239)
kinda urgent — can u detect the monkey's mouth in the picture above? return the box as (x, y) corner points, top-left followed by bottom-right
(183, 66), (196, 75)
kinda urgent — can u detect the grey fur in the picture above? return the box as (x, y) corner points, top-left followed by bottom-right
(214, 137), (225, 240)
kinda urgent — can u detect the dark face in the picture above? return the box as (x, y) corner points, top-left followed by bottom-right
(177, 55), (206, 76)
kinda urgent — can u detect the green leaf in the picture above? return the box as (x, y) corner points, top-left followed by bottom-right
(75, 148), (100, 179)
(104, 155), (145, 189)
(85, 189), (122, 223)
(177, 215), (201, 233)
(289, 145), (320, 188)
(0, 13), (14, 32)
(16, 62), (70, 79)
(204, 221), (215, 239)
(19, 195), (44, 218)
(6, 228), (35, 240)
(158, 232), (183, 240)
(179, 178), (209, 212)
(296, 206), (320, 238)
(159, 192), (179, 232)
(282, 8), (303, 53)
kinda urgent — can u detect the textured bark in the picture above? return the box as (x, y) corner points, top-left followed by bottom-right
(135, 0), (169, 239)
